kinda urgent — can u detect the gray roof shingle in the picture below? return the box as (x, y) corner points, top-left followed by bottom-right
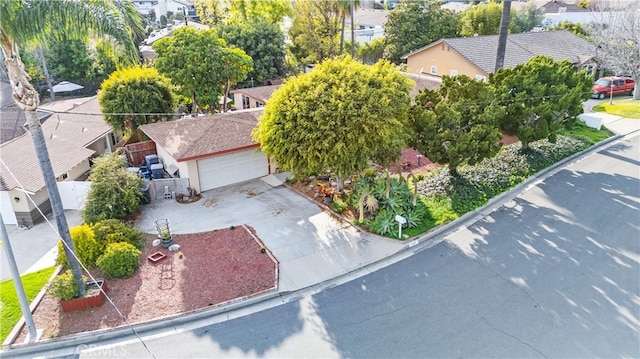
(0, 97), (110, 191)
(404, 30), (596, 74)
(139, 108), (263, 161)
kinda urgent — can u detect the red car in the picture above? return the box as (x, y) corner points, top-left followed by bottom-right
(591, 77), (635, 99)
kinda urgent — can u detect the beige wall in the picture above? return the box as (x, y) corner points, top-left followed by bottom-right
(185, 161), (200, 192)
(9, 187), (49, 212)
(66, 159), (90, 181)
(406, 43), (488, 80)
(87, 135), (108, 155)
(156, 145), (190, 178)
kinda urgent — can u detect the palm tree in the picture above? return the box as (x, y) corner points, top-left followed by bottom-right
(495, 0), (512, 72)
(0, 0), (142, 295)
(338, 0), (360, 56)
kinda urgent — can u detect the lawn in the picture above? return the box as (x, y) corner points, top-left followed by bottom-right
(0, 266), (56, 342)
(592, 98), (640, 119)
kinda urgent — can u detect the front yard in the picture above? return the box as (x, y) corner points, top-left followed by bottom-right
(292, 123), (613, 240)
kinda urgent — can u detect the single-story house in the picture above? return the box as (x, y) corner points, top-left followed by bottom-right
(138, 108), (275, 193)
(402, 30), (597, 81)
(0, 97), (122, 226)
(230, 85), (282, 110)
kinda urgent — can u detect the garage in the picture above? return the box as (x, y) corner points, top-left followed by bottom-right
(197, 149), (269, 192)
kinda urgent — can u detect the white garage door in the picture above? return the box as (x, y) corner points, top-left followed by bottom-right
(197, 150), (269, 192)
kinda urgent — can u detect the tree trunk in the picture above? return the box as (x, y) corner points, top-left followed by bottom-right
(1, 40), (85, 296)
(36, 47), (56, 102)
(340, 15), (345, 55)
(495, 0), (511, 72)
(350, 0), (356, 58)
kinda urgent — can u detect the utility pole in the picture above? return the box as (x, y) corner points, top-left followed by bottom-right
(0, 215), (39, 342)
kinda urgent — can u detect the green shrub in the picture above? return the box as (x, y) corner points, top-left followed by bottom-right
(50, 270), (82, 300)
(92, 219), (144, 250)
(331, 196), (348, 214)
(56, 224), (100, 269)
(96, 242), (141, 279)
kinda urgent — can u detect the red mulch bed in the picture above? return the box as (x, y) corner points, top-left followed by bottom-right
(13, 226), (277, 343)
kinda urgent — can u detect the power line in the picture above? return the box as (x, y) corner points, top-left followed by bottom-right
(0, 159), (157, 359)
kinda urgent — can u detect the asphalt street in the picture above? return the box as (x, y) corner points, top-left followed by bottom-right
(82, 134), (640, 357)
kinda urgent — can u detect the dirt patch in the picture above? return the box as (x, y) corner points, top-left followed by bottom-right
(12, 226), (277, 343)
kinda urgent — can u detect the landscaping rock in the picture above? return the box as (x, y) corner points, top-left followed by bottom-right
(152, 239), (161, 247)
(168, 244), (181, 251)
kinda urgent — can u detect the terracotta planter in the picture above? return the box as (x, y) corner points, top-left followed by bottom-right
(60, 279), (107, 313)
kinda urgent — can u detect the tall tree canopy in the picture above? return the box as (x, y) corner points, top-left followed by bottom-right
(217, 18), (286, 84)
(288, 0), (342, 65)
(194, 0), (292, 26)
(410, 75), (503, 175)
(460, 1), (503, 37)
(0, 0), (142, 297)
(153, 27), (252, 113)
(490, 56), (592, 150)
(384, 0), (461, 64)
(98, 67), (176, 133)
(253, 56), (413, 188)
(588, 2), (640, 100)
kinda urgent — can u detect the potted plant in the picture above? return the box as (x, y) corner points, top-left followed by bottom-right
(318, 184), (334, 204)
(160, 228), (173, 248)
(50, 270), (107, 312)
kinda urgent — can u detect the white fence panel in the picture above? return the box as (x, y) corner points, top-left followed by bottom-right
(57, 181), (91, 210)
(0, 191), (17, 225)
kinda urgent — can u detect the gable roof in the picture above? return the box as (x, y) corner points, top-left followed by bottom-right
(403, 30), (596, 75)
(230, 85), (282, 103)
(0, 97), (111, 192)
(139, 108), (264, 162)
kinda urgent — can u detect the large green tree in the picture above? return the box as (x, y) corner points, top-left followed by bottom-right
(253, 56), (413, 190)
(217, 18), (286, 84)
(509, 3), (544, 34)
(490, 55), (592, 150)
(460, 1), (503, 37)
(288, 0), (342, 66)
(384, 0), (461, 64)
(98, 67), (176, 133)
(410, 75), (503, 176)
(45, 37), (92, 83)
(83, 154), (143, 224)
(1, 0), (141, 297)
(153, 27), (252, 113)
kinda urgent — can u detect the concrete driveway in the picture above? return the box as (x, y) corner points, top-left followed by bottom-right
(136, 177), (403, 292)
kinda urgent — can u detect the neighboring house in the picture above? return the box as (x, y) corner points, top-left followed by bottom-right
(230, 85), (281, 110)
(134, 0), (197, 20)
(139, 21), (209, 61)
(402, 30), (597, 81)
(138, 108), (275, 193)
(0, 97), (121, 226)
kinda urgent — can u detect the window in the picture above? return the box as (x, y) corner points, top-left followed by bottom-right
(450, 70), (458, 77)
(475, 74), (487, 82)
(430, 66), (437, 75)
(242, 95), (250, 109)
(256, 101), (265, 108)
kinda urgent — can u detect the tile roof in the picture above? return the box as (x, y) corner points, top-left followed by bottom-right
(139, 108), (263, 161)
(230, 85), (282, 103)
(403, 30), (596, 75)
(0, 134), (95, 192)
(0, 97), (111, 191)
(402, 72), (442, 98)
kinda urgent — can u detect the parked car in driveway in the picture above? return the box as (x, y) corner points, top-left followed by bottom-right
(591, 77), (635, 99)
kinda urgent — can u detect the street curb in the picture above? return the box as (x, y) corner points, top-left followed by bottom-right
(1, 133), (625, 357)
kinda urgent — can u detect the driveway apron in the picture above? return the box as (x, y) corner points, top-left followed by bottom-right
(136, 179), (404, 291)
